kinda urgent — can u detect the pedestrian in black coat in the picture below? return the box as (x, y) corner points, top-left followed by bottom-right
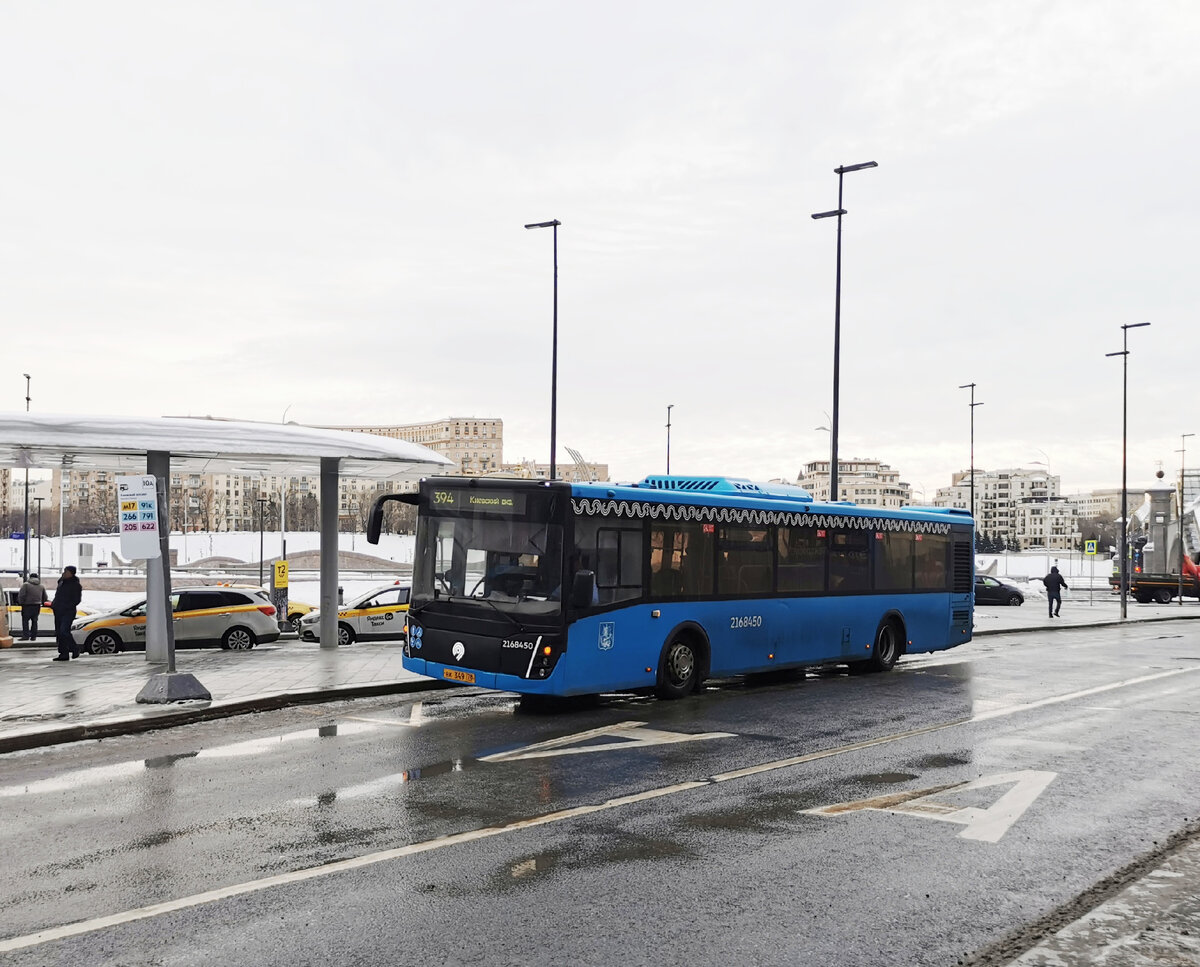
(50, 566), (83, 661)
(1043, 565), (1068, 618)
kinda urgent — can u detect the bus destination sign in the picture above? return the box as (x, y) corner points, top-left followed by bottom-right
(431, 489), (527, 515)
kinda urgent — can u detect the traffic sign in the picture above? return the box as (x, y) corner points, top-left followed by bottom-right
(1085, 540), (1098, 556)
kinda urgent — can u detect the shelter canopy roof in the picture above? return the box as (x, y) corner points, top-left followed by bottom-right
(0, 413), (454, 479)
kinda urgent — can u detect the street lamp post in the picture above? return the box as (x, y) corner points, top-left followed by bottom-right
(257, 496), (269, 588)
(666, 404), (674, 474)
(22, 373), (30, 577)
(34, 497), (43, 574)
(959, 383), (982, 541)
(1178, 432), (1194, 606)
(524, 219), (561, 480)
(1106, 321), (1151, 620)
(811, 161), (877, 502)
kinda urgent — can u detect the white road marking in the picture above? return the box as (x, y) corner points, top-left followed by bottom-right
(970, 668), (1194, 722)
(805, 770), (1058, 843)
(4, 666), (1197, 953)
(479, 721), (734, 762)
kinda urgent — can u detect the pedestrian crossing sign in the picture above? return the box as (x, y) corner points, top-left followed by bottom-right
(1085, 540), (1097, 555)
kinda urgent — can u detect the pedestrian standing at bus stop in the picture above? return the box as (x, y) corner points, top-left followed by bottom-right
(1043, 565), (1068, 618)
(50, 565), (83, 661)
(17, 572), (48, 640)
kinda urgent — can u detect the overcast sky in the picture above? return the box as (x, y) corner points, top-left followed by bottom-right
(3, 1), (1198, 497)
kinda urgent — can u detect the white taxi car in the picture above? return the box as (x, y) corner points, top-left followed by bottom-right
(70, 587), (281, 655)
(298, 582), (410, 646)
(4, 589), (93, 639)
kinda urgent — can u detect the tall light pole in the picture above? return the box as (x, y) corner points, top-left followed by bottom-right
(257, 496), (269, 587)
(1178, 432), (1194, 605)
(812, 161), (877, 502)
(22, 374), (30, 578)
(666, 404), (674, 474)
(524, 219), (561, 480)
(34, 496), (43, 573)
(1107, 321), (1151, 620)
(959, 383), (982, 543)
(280, 405), (292, 564)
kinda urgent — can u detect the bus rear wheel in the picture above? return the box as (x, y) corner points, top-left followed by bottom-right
(656, 637), (699, 699)
(862, 620), (901, 673)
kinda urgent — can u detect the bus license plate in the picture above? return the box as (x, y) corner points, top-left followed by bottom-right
(443, 668), (475, 683)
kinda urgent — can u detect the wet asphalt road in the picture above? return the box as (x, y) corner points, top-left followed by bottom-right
(2, 619), (1199, 966)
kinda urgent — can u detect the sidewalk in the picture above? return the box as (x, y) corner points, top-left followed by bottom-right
(0, 638), (441, 754)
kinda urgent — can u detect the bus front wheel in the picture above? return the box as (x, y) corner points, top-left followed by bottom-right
(656, 636), (700, 699)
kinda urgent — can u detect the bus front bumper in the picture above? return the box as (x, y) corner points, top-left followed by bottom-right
(402, 656), (566, 695)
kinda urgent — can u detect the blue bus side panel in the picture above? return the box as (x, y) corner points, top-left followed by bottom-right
(562, 593), (972, 693)
(404, 594), (972, 697)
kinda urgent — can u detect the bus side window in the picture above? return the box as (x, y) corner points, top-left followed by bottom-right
(829, 529), (870, 592)
(777, 525), (826, 593)
(651, 523), (714, 598)
(576, 517), (642, 605)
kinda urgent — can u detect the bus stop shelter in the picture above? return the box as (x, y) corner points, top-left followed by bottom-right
(0, 413), (451, 701)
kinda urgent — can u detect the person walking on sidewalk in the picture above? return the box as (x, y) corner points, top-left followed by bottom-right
(17, 572), (49, 641)
(50, 566), (83, 661)
(1043, 565), (1068, 618)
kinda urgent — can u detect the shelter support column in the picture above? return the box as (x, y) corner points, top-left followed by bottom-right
(136, 450), (210, 703)
(144, 450), (174, 667)
(319, 457), (340, 649)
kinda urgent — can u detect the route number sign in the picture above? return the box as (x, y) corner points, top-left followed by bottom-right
(116, 475), (161, 560)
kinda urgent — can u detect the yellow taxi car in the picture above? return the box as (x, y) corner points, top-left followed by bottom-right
(283, 599), (316, 634)
(4, 589), (93, 640)
(70, 586), (281, 655)
(297, 582), (410, 645)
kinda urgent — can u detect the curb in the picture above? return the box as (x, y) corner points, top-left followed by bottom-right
(972, 611), (1200, 637)
(0, 678), (456, 755)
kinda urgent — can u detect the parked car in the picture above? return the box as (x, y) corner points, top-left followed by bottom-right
(283, 599), (316, 634)
(214, 584), (315, 635)
(4, 589), (93, 638)
(298, 582), (410, 646)
(70, 587), (281, 655)
(974, 575), (1025, 606)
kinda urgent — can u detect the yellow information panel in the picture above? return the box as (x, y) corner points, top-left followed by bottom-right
(273, 560), (289, 588)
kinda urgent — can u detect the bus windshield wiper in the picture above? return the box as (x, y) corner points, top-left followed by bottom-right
(476, 594), (527, 633)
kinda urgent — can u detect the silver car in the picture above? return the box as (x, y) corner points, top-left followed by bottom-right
(71, 587), (282, 655)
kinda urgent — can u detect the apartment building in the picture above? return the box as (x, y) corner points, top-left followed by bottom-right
(934, 467), (1077, 550)
(797, 458), (912, 509)
(334, 418), (504, 477)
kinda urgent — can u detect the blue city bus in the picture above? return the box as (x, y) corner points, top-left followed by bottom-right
(367, 475), (974, 699)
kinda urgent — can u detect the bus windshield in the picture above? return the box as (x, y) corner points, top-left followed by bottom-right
(413, 512), (564, 618)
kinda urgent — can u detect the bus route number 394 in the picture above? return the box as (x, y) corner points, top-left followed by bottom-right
(730, 615), (763, 629)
